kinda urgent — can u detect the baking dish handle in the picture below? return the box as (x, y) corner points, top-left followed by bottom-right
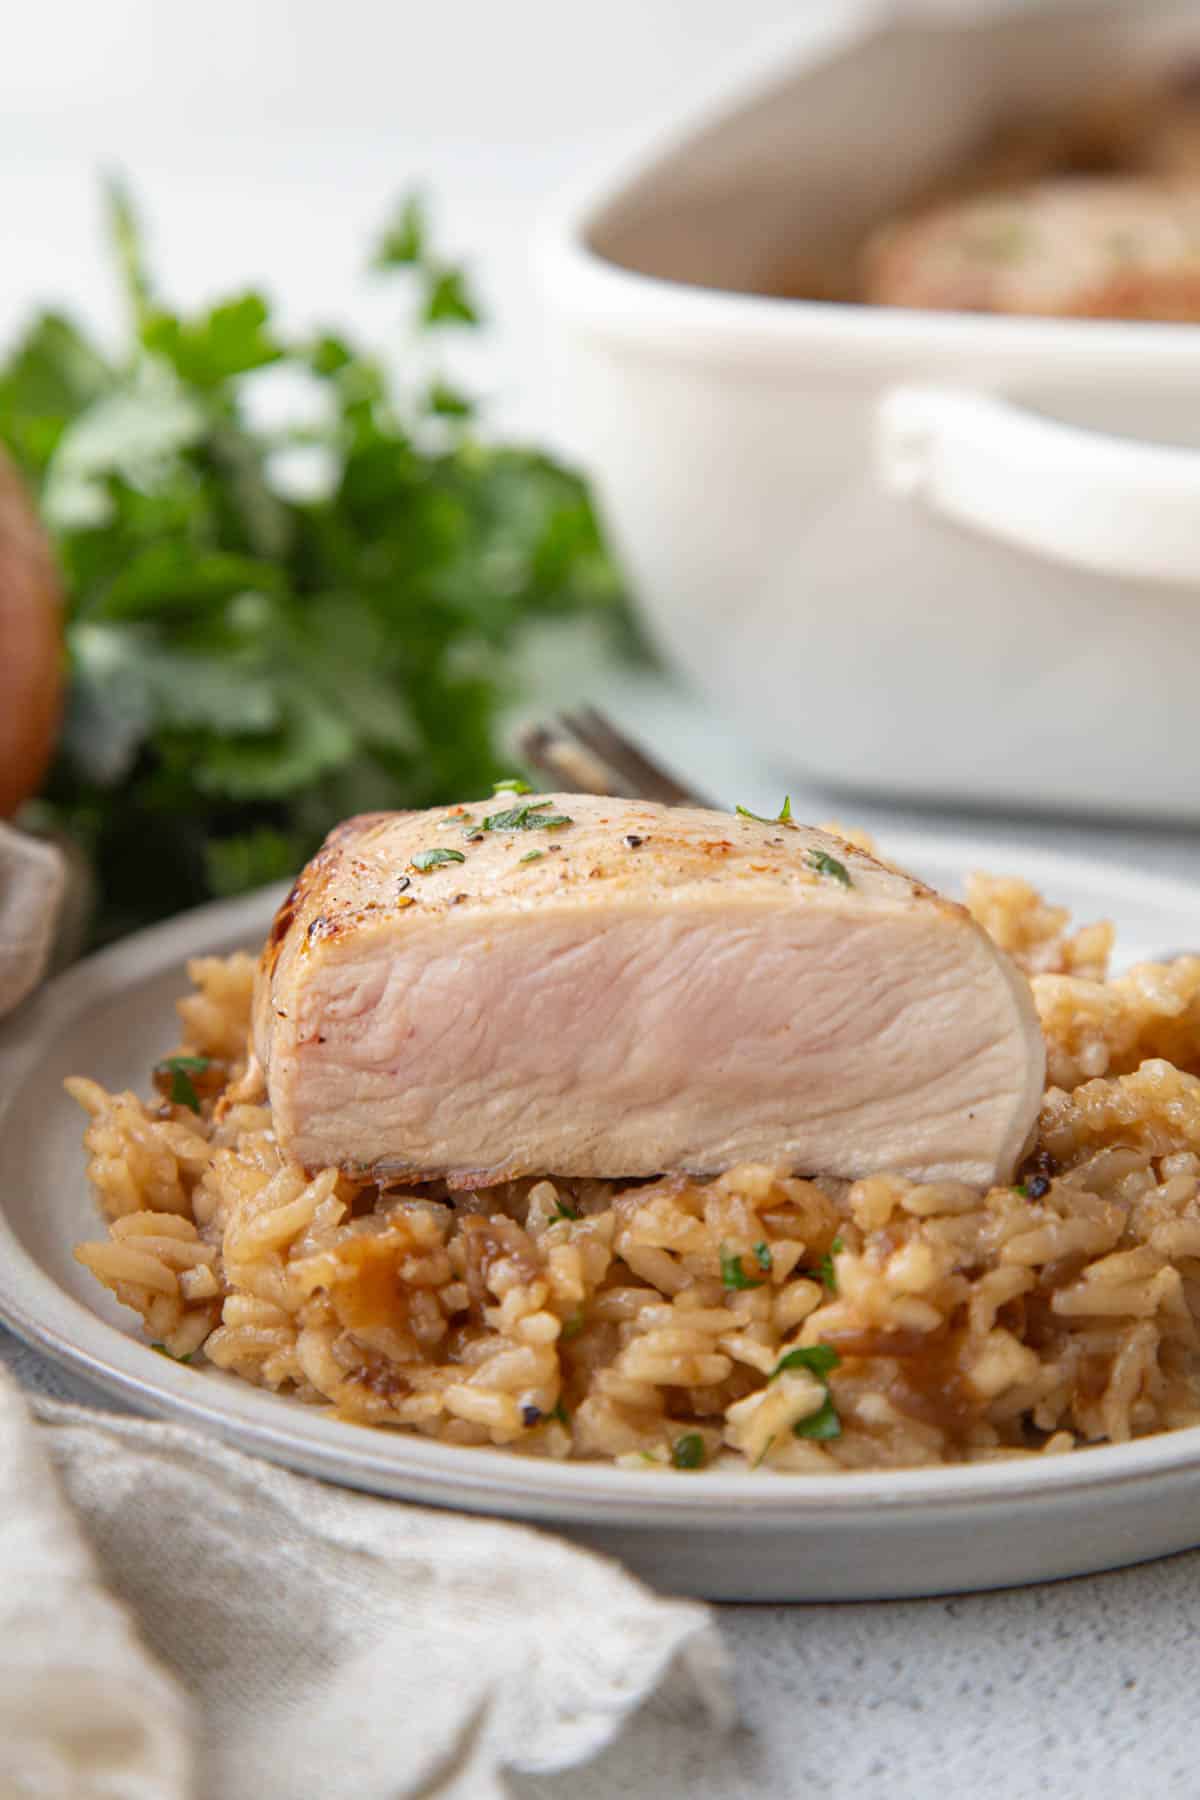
(876, 383), (1200, 585)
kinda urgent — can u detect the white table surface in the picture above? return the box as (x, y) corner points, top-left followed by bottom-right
(6, 3), (1200, 1794)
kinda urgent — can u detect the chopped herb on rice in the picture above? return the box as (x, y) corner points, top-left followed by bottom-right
(66, 870), (1200, 1475)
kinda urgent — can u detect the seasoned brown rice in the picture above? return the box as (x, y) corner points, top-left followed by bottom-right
(69, 875), (1200, 1473)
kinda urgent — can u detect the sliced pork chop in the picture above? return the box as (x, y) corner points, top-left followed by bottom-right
(253, 797), (1044, 1187)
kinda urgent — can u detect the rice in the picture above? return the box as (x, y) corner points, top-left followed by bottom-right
(68, 880), (1200, 1473)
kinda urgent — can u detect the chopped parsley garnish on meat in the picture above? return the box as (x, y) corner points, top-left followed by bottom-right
(808, 850), (852, 887)
(154, 1054), (212, 1112)
(720, 1244), (765, 1290)
(769, 1341), (843, 1440)
(736, 797), (794, 826)
(519, 850), (545, 864)
(479, 801), (573, 833)
(771, 1342), (840, 1381)
(671, 1432), (707, 1470)
(753, 1241), (773, 1273)
(493, 778), (532, 795)
(411, 847), (467, 871)
(550, 1199), (579, 1221)
(817, 1237), (844, 1291)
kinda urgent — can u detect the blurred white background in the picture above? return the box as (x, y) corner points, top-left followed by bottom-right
(0, 0), (861, 449)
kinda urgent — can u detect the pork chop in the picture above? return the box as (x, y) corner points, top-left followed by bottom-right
(253, 797), (1045, 1186)
(863, 178), (1200, 320)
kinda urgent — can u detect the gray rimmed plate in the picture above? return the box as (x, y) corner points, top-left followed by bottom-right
(3, 828), (1200, 1602)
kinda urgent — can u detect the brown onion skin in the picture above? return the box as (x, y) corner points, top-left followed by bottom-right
(0, 453), (62, 817)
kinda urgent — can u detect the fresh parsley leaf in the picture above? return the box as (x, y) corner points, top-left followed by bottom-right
(808, 850), (852, 887)
(422, 266), (481, 327)
(551, 1400), (569, 1426)
(105, 174), (155, 329)
(550, 1199), (579, 1221)
(736, 798), (794, 826)
(141, 293), (283, 389)
(372, 191), (427, 268)
(154, 1053), (212, 1112)
(562, 1311), (585, 1340)
(411, 847), (466, 871)
(150, 1342), (195, 1364)
(753, 1242), (772, 1273)
(671, 1433), (706, 1470)
(5, 182), (640, 945)
(519, 850), (544, 864)
(771, 1343), (841, 1381)
(493, 778), (532, 795)
(720, 1244), (765, 1291)
(426, 377), (474, 420)
(0, 312), (112, 480)
(793, 1395), (842, 1441)
(205, 828), (308, 898)
(88, 547), (284, 624)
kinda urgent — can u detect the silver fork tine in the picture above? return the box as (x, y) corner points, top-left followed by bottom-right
(516, 718), (622, 797)
(516, 709), (709, 806)
(562, 707), (709, 805)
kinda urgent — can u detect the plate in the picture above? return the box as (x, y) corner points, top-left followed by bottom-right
(4, 828), (1200, 1602)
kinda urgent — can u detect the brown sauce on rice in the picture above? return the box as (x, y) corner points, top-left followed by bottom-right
(67, 875), (1200, 1473)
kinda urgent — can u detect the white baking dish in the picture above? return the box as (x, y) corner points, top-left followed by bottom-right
(541, 1), (1200, 818)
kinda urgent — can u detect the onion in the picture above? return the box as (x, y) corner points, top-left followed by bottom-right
(0, 453), (62, 817)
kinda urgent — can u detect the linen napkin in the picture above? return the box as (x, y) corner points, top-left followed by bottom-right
(0, 1370), (729, 1799)
(0, 822), (65, 1019)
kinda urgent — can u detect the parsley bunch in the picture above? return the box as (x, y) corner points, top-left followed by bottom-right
(4, 181), (637, 941)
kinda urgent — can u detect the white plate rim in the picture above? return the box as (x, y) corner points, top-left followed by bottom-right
(4, 826), (1200, 1529)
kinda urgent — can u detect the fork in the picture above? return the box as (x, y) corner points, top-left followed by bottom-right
(516, 706), (710, 807)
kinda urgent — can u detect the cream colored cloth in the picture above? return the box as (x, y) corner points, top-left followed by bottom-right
(0, 1372), (728, 1799)
(0, 822), (65, 1019)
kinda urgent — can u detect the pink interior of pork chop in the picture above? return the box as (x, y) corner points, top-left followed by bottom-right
(273, 898), (1038, 1185)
